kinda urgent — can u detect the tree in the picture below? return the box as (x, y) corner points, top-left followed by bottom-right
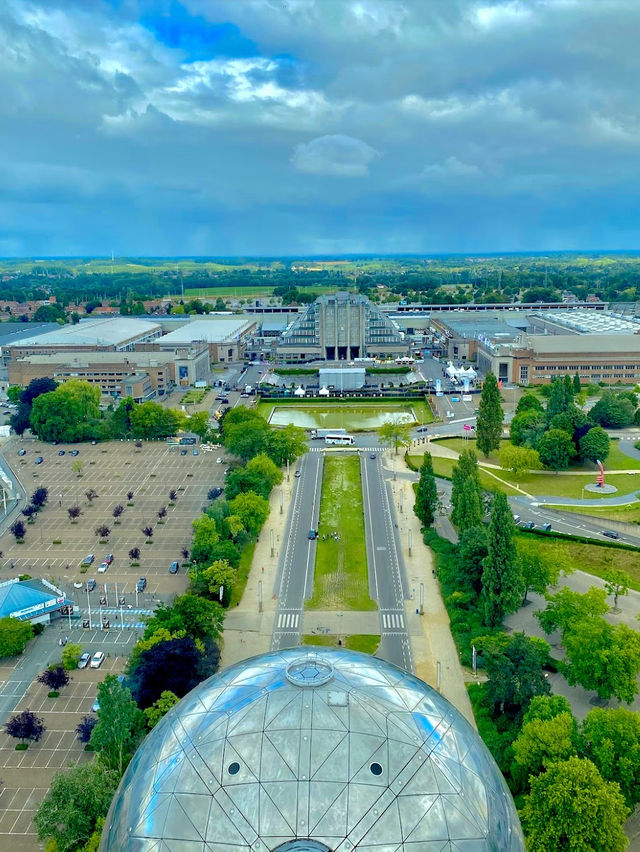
(0, 617), (33, 657)
(38, 667), (70, 692)
(34, 761), (118, 852)
(512, 712), (578, 786)
(31, 487), (48, 508)
(6, 385), (22, 404)
(129, 547), (140, 561)
(229, 491), (270, 537)
(564, 619), (640, 704)
(112, 504), (124, 519)
(10, 519), (25, 541)
(143, 594), (225, 642)
(536, 586), (609, 636)
(524, 693), (574, 724)
(127, 491), (134, 501)
(478, 632), (551, 720)
(536, 428), (576, 470)
(157, 506), (167, 520)
(591, 391), (636, 428)
(475, 372), (504, 456)
(61, 643), (83, 670)
(30, 380), (101, 443)
(223, 417), (270, 461)
(377, 415), (412, 454)
(142, 525), (153, 540)
(481, 492), (522, 627)
(5, 708), (45, 744)
(509, 410), (545, 448)
(89, 675), (146, 775)
(191, 514), (219, 563)
(604, 569), (630, 610)
(75, 715), (97, 744)
(456, 476), (484, 533)
(521, 757), (629, 852)
(579, 426), (610, 463)
(246, 453), (283, 491)
(451, 449), (480, 527)
(581, 707), (640, 809)
(169, 489), (177, 502)
(71, 459), (83, 476)
(94, 525), (110, 539)
(67, 505), (82, 521)
(144, 691), (179, 729)
(573, 372), (581, 394)
(498, 445), (541, 480)
(85, 489), (97, 503)
(264, 424), (308, 465)
(202, 559), (236, 605)
(128, 635), (206, 709)
(516, 393), (544, 415)
(456, 525), (488, 594)
(129, 401), (186, 439)
(517, 539), (566, 603)
(187, 411), (210, 438)
(22, 504), (38, 519)
(414, 453), (438, 527)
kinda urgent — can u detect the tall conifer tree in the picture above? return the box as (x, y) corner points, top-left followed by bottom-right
(476, 373), (504, 456)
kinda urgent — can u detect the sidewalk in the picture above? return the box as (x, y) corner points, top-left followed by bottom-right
(219, 473), (295, 668)
(384, 455), (476, 728)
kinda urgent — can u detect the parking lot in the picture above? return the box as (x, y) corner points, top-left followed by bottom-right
(1, 438), (226, 604)
(0, 655), (123, 850)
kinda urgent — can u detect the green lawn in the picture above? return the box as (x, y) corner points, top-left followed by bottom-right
(515, 533), (640, 591)
(306, 455), (376, 611)
(301, 634), (380, 654)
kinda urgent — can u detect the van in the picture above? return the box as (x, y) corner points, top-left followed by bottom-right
(512, 515), (521, 525)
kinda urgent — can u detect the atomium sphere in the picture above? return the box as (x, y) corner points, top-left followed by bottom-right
(100, 648), (524, 851)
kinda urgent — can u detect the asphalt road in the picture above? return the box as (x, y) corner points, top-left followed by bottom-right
(361, 454), (413, 672)
(271, 452), (323, 650)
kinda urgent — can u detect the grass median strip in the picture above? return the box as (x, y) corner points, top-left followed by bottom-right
(306, 455), (376, 611)
(302, 634), (380, 654)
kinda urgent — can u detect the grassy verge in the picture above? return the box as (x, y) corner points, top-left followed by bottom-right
(306, 455), (376, 611)
(301, 634), (380, 654)
(408, 455), (524, 496)
(515, 532), (640, 591)
(555, 502), (640, 524)
(229, 539), (257, 607)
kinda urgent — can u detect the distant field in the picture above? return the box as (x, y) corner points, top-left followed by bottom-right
(182, 284), (338, 298)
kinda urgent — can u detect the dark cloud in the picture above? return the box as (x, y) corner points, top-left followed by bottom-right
(0, 0), (639, 254)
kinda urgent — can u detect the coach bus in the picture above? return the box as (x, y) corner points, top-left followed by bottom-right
(324, 434), (355, 446)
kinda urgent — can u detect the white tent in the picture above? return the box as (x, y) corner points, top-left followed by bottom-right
(294, 386), (306, 397)
(319, 386), (330, 396)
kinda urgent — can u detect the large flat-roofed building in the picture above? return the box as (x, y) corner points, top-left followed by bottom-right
(5, 317), (162, 359)
(155, 317), (257, 363)
(477, 333), (640, 385)
(277, 292), (408, 362)
(8, 346), (209, 400)
(430, 311), (528, 361)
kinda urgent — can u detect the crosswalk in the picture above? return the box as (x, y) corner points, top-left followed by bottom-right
(309, 447), (379, 453)
(381, 611), (405, 630)
(276, 611), (300, 630)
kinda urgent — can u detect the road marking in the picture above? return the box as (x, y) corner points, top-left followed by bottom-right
(277, 612), (300, 629)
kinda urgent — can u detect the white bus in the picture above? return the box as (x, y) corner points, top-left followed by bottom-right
(324, 434), (355, 446)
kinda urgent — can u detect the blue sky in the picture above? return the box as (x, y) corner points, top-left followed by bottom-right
(1, 0), (639, 256)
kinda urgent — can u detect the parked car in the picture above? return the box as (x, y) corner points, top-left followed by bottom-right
(370, 453), (376, 459)
(90, 651), (105, 669)
(35, 456), (43, 464)
(18, 449), (26, 456)
(57, 449), (65, 456)
(169, 560), (179, 574)
(210, 486), (223, 499)
(77, 652), (91, 669)
(103, 553), (114, 565)
(512, 515), (521, 524)
(295, 470), (301, 478)
(308, 529), (318, 540)
(98, 561), (109, 574)
(540, 523), (552, 532)
(193, 448), (199, 456)
(216, 457), (223, 464)
(602, 529), (620, 540)
(82, 553), (95, 566)
(180, 449), (188, 455)
(86, 578), (96, 592)
(70, 449), (80, 456)
(522, 521), (535, 530)
(136, 577), (147, 593)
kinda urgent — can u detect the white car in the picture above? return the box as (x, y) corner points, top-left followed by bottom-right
(97, 561), (109, 574)
(90, 651), (105, 669)
(216, 457), (223, 464)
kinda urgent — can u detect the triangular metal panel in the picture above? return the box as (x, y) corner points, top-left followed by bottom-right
(226, 696), (267, 736)
(256, 734), (298, 782)
(307, 781), (348, 835)
(265, 691), (303, 731)
(348, 732), (387, 780)
(404, 795), (449, 842)
(264, 728), (302, 776)
(174, 757), (216, 798)
(359, 800), (402, 846)
(204, 798), (251, 846)
(224, 733), (264, 779)
(224, 783), (260, 833)
(346, 782), (386, 833)
(309, 727), (348, 778)
(441, 797), (486, 841)
(163, 795), (207, 842)
(264, 690), (301, 728)
(259, 782), (298, 835)
(311, 693), (348, 733)
(399, 760), (441, 796)
(311, 731), (349, 782)
(132, 793), (172, 839)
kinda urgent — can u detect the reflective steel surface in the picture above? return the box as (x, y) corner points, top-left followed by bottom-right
(100, 648), (524, 851)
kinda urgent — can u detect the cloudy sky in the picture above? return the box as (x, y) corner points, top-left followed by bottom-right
(1, 0), (639, 256)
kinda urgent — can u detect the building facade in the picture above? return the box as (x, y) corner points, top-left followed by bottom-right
(277, 292), (408, 362)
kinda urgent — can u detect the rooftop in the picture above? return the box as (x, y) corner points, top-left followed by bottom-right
(0, 577), (73, 620)
(537, 309), (640, 334)
(526, 333), (640, 354)
(16, 346), (206, 367)
(0, 322), (60, 345)
(9, 318), (162, 348)
(158, 317), (256, 344)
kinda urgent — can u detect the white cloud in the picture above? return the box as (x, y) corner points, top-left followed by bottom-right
(291, 135), (380, 176)
(422, 156), (483, 179)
